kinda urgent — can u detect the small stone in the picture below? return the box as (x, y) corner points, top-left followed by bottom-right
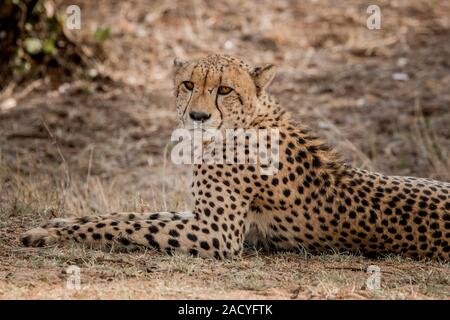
(318, 121), (331, 130)
(88, 68), (98, 78)
(392, 73), (409, 81)
(0, 98), (17, 111)
(397, 57), (408, 67)
(224, 40), (234, 50)
(357, 98), (367, 107)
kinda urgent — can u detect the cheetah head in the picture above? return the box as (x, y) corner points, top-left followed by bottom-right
(173, 54), (276, 130)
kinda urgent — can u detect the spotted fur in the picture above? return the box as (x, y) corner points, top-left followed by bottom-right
(21, 54), (450, 261)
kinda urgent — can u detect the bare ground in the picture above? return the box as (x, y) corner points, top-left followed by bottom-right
(0, 0), (449, 299)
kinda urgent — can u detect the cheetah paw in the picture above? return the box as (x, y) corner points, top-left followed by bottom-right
(20, 227), (59, 247)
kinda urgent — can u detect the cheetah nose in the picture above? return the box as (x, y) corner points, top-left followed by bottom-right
(189, 111), (211, 122)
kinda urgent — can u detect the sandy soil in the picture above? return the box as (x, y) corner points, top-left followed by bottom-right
(0, 0), (449, 299)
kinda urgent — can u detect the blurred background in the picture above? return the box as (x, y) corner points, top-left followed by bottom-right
(0, 0), (449, 300)
(1, 0), (449, 212)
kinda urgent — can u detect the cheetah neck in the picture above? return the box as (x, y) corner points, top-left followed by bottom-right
(252, 93), (349, 182)
(249, 93), (291, 128)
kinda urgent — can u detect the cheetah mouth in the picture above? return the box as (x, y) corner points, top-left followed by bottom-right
(180, 117), (223, 131)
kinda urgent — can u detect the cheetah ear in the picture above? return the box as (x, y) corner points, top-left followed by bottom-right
(173, 58), (188, 72)
(250, 64), (277, 92)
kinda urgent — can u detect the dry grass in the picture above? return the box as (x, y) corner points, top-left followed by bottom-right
(0, 0), (449, 299)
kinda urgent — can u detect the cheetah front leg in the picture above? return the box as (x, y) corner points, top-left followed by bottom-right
(40, 211), (193, 229)
(20, 212), (244, 258)
(21, 175), (252, 259)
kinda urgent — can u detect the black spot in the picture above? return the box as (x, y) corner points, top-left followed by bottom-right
(120, 238), (130, 246)
(92, 233), (102, 240)
(200, 241), (210, 250)
(187, 233), (197, 242)
(145, 234), (160, 248)
(212, 238), (220, 249)
(418, 225), (427, 233)
(312, 156), (321, 168)
(168, 239), (180, 247)
(133, 223), (142, 230)
(105, 233), (113, 240)
(169, 229), (180, 237)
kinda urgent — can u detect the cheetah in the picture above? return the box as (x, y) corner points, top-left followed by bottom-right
(21, 54), (450, 261)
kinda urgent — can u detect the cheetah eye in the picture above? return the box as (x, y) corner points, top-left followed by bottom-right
(218, 86), (233, 95)
(182, 81), (194, 91)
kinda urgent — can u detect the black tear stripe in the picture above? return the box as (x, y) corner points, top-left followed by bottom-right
(203, 68), (210, 95)
(215, 75), (224, 129)
(236, 92), (244, 105)
(181, 88), (193, 123)
(181, 63), (199, 121)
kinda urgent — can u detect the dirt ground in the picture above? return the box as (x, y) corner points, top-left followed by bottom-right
(0, 0), (449, 299)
